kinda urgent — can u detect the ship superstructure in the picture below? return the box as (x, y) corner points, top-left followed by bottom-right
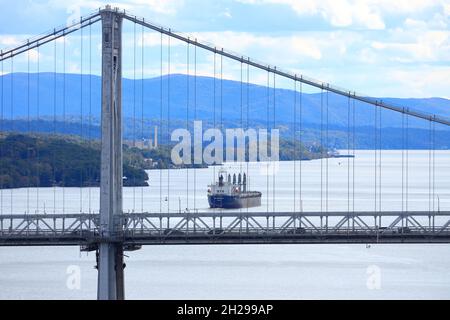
(207, 169), (261, 209)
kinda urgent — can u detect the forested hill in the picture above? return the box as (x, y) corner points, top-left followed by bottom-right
(0, 133), (330, 189)
(0, 134), (149, 189)
(1, 73), (449, 129)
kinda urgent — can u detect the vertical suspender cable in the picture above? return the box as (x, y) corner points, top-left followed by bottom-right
(299, 81), (303, 212)
(432, 120), (435, 212)
(186, 41), (189, 211)
(406, 113), (409, 213)
(213, 52), (216, 193)
(36, 46), (40, 213)
(266, 70), (269, 214)
(320, 88), (323, 213)
(239, 60), (243, 209)
(27, 48), (30, 214)
(9, 57), (13, 214)
(352, 97), (355, 213)
(132, 23), (137, 213)
(159, 32), (163, 214)
(220, 52), (223, 138)
(89, 22), (92, 213)
(62, 35), (66, 213)
(167, 34), (171, 213)
(239, 60), (243, 214)
(401, 113), (405, 213)
(379, 105), (382, 213)
(133, 22), (136, 149)
(133, 21), (137, 212)
(374, 105), (377, 212)
(193, 43), (197, 211)
(53, 36), (57, 213)
(141, 23), (145, 213)
(326, 89), (329, 213)
(272, 71), (276, 213)
(293, 80), (296, 212)
(220, 52), (223, 216)
(246, 61), (250, 214)
(428, 120), (432, 213)
(270, 71), (279, 212)
(0, 57), (3, 215)
(79, 26), (83, 213)
(347, 95), (350, 213)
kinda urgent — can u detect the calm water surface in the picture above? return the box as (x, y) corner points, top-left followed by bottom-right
(0, 150), (449, 299)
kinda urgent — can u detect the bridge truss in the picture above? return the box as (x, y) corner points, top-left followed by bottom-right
(1, 211), (450, 246)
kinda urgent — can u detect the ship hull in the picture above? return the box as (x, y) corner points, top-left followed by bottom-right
(208, 193), (261, 209)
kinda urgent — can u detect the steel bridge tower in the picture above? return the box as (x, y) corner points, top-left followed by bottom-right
(98, 6), (124, 300)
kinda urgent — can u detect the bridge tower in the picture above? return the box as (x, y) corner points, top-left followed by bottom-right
(98, 6), (125, 300)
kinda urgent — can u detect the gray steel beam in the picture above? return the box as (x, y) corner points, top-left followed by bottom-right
(98, 7), (124, 301)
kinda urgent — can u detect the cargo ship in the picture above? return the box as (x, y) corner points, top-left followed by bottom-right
(207, 169), (262, 209)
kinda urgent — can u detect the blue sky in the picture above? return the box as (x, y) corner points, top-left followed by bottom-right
(0, 0), (449, 98)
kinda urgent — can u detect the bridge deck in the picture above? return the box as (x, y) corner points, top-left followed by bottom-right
(1, 211), (450, 246)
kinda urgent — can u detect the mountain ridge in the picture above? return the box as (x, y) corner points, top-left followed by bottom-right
(1, 73), (449, 130)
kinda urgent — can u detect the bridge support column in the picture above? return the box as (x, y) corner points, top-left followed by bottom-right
(98, 7), (124, 300)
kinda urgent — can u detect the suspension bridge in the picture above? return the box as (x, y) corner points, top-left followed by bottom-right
(0, 5), (449, 300)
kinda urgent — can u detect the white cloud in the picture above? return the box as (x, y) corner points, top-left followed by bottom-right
(371, 30), (450, 62)
(388, 66), (450, 98)
(445, 3), (450, 16)
(235, 0), (445, 29)
(49, 0), (184, 15)
(28, 49), (40, 63)
(0, 36), (22, 47)
(221, 8), (233, 19)
(129, 30), (329, 61)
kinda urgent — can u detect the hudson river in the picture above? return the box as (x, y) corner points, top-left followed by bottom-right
(0, 150), (449, 299)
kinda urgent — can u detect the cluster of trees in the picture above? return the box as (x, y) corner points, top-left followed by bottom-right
(0, 132), (330, 189)
(0, 134), (149, 189)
